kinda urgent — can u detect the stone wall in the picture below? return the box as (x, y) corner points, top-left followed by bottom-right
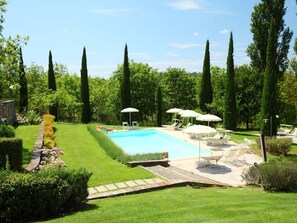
(0, 100), (16, 125)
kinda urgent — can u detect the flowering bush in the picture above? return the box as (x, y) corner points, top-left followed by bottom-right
(39, 147), (66, 168)
(16, 110), (42, 125)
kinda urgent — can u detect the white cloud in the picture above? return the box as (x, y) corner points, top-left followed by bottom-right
(90, 8), (137, 16)
(212, 52), (225, 57)
(193, 32), (199, 36)
(170, 0), (201, 10)
(167, 51), (181, 57)
(220, 28), (230, 34)
(170, 43), (204, 49)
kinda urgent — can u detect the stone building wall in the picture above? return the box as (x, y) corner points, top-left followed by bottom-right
(0, 100), (16, 124)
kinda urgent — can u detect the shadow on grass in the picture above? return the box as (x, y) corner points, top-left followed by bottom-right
(22, 147), (32, 165)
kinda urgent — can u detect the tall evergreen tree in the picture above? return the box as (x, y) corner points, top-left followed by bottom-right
(247, 0), (293, 78)
(48, 50), (58, 120)
(199, 40), (213, 112)
(80, 47), (92, 123)
(261, 19), (278, 136)
(224, 32), (237, 130)
(120, 44), (131, 123)
(19, 48), (28, 113)
(156, 85), (163, 127)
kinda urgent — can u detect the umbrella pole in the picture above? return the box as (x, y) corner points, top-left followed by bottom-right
(199, 138), (201, 162)
(129, 112), (131, 126)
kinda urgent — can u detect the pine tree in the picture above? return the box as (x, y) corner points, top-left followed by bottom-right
(261, 19), (278, 136)
(156, 86), (163, 127)
(224, 32), (237, 130)
(80, 47), (92, 123)
(19, 48), (28, 113)
(120, 44), (131, 124)
(199, 40), (213, 112)
(48, 50), (58, 120)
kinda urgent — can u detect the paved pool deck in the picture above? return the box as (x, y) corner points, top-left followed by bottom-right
(156, 127), (262, 186)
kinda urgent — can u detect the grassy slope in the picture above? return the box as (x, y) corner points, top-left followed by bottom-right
(54, 123), (155, 187)
(15, 125), (40, 167)
(45, 187), (297, 223)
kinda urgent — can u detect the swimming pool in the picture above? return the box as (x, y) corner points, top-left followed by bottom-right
(107, 129), (211, 160)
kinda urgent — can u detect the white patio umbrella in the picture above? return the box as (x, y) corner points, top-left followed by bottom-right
(184, 124), (217, 161)
(179, 110), (201, 124)
(121, 107), (139, 125)
(196, 114), (222, 126)
(166, 108), (183, 113)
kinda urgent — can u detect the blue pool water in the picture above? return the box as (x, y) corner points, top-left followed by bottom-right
(107, 129), (211, 160)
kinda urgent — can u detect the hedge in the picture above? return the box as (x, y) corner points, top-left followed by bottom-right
(242, 159), (297, 192)
(0, 125), (15, 138)
(256, 137), (292, 156)
(0, 167), (92, 222)
(0, 138), (23, 171)
(87, 124), (163, 163)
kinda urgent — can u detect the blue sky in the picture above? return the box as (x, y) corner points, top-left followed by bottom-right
(3, 0), (297, 78)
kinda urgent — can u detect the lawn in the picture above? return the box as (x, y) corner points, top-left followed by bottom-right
(44, 186), (297, 223)
(15, 124), (40, 167)
(54, 123), (155, 187)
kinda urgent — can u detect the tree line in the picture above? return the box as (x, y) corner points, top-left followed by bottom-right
(0, 0), (296, 135)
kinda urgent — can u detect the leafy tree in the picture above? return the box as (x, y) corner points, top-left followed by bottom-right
(224, 32), (237, 130)
(199, 40), (212, 113)
(289, 37), (297, 76)
(120, 44), (132, 124)
(261, 19), (278, 136)
(156, 85), (163, 127)
(161, 67), (197, 111)
(18, 47), (28, 113)
(247, 0), (293, 78)
(209, 66), (226, 118)
(48, 50), (58, 120)
(112, 62), (158, 124)
(235, 65), (262, 129)
(80, 47), (91, 123)
(279, 71), (297, 125)
(26, 64), (52, 114)
(55, 73), (81, 122)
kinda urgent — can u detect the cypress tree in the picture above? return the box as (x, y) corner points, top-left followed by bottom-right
(156, 86), (163, 127)
(19, 47), (28, 113)
(261, 19), (278, 136)
(199, 40), (213, 113)
(48, 50), (58, 120)
(223, 32), (237, 130)
(120, 44), (131, 123)
(80, 47), (92, 123)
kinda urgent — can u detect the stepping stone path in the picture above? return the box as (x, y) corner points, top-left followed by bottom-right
(87, 165), (226, 200)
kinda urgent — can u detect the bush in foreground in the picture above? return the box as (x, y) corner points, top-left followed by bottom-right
(0, 138), (23, 171)
(0, 167), (92, 222)
(242, 159), (297, 192)
(0, 125), (15, 138)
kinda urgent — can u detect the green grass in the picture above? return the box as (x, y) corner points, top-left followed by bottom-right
(43, 186), (297, 223)
(54, 123), (155, 187)
(15, 124), (40, 167)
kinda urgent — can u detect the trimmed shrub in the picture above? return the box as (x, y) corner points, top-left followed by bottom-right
(43, 114), (55, 126)
(256, 137), (292, 156)
(43, 114), (56, 149)
(0, 125), (15, 138)
(0, 138), (23, 171)
(87, 124), (163, 163)
(0, 167), (92, 222)
(242, 159), (297, 192)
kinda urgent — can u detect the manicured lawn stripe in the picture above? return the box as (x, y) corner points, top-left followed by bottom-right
(54, 123), (155, 187)
(44, 187), (297, 223)
(15, 124), (40, 167)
